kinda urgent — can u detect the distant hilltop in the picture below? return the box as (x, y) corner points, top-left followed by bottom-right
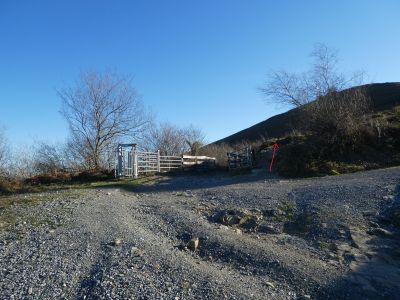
(213, 82), (400, 146)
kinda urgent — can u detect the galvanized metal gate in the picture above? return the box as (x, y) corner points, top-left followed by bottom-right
(115, 144), (216, 178)
(115, 144), (183, 178)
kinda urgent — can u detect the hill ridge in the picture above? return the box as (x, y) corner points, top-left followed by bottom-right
(213, 82), (400, 145)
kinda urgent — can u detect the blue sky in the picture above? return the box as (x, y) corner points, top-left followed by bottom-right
(0, 1), (399, 146)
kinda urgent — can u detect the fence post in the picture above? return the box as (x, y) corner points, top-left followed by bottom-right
(115, 148), (118, 178)
(133, 150), (138, 178)
(157, 150), (161, 173)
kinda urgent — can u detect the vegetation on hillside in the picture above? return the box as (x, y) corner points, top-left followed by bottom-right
(273, 103), (400, 177)
(211, 44), (400, 177)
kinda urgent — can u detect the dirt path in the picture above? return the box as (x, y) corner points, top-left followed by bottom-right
(1, 167), (399, 299)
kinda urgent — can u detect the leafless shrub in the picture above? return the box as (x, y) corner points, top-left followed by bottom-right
(9, 146), (36, 179)
(184, 125), (206, 155)
(32, 142), (66, 175)
(142, 122), (187, 155)
(142, 123), (206, 156)
(305, 88), (372, 152)
(0, 127), (8, 176)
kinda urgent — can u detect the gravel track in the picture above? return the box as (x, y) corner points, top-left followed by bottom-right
(0, 167), (399, 299)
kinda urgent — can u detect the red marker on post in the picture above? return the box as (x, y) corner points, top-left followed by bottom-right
(269, 143), (279, 172)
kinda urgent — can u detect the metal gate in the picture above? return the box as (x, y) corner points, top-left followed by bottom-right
(115, 144), (216, 178)
(227, 147), (253, 170)
(115, 144), (136, 178)
(115, 144), (183, 178)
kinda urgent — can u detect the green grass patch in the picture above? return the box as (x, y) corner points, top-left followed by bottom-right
(273, 202), (295, 223)
(319, 241), (338, 251)
(0, 210), (16, 229)
(0, 176), (153, 211)
(27, 215), (58, 229)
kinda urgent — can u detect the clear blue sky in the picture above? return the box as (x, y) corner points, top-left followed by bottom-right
(1, 1), (399, 146)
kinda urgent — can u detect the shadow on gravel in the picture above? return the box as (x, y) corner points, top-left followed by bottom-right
(112, 170), (279, 194)
(76, 243), (114, 299)
(315, 184), (400, 300)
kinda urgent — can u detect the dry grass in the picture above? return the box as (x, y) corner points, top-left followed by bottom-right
(199, 143), (233, 168)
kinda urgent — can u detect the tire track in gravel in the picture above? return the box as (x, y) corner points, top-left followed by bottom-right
(71, 190), (289, 299)
(2, 167), (398, 299)
(130, 192), (341, 296)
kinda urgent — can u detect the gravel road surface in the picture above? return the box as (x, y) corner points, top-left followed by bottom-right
(1, 167), (399, 299)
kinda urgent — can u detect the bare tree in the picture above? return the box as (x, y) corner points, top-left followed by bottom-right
(142, 123), (206, 156)
(261, 43), (365, 107)
(0, 127), (8, 175)
(143, 122), (187, 155)
(183, 125), (206, 155)
(9, 146), (36, 179)
(59, 71), (149, 170)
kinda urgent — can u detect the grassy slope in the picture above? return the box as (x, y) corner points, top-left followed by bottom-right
(213, 82), (400, 145)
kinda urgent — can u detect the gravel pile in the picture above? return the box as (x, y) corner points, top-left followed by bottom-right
(0, 167), (399, 299)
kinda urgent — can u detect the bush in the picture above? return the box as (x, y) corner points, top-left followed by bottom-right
(0, 178), (13, 194)
(276, 141), (318, 177)
(305, 88), (371, 154)
(394, 105), (400, 118)
(72, 169), (114, 182)
(24, 172), (72, 185)
(199, 143), (233, 168)
(0, 177), (22, 194)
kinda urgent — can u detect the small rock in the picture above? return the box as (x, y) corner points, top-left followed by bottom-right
(258, 223), (280, 234)
(369, 221), (379, 228)
(370, 227), (393, 237)
(187, 237), (199, 251)
(266, 281), (275, 288)
(114, 238), (123, 246)
(234, 228), (242, 235)
(28, 287), (33, 294)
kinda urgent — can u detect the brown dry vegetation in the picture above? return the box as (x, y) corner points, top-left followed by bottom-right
(271, 103), (400, 177)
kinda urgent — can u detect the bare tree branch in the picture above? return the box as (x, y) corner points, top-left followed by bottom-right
(261, 43), (366, 107)
(58, 70), (150, 170)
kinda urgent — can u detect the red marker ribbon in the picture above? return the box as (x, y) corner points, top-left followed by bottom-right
(269, 143), (279, 172)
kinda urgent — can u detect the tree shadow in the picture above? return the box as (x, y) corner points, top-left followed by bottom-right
(98, 169), (280, 194)
(76, 242), (114, 299)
